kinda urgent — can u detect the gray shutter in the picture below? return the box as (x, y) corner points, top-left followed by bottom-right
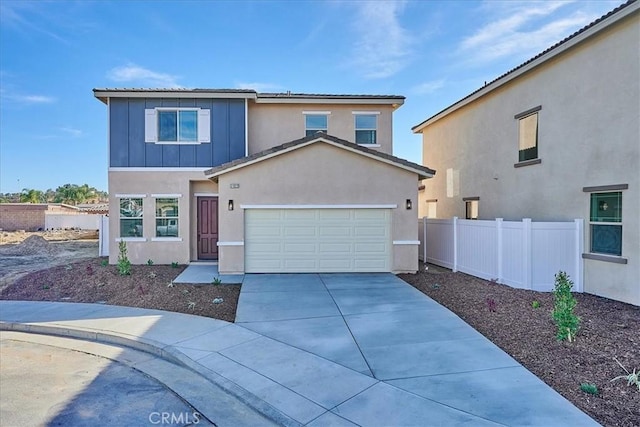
(198, 109), (210, 143)
(145, 109), (157, 143)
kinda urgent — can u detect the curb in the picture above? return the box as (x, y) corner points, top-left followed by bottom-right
(0, 321), (301, 427)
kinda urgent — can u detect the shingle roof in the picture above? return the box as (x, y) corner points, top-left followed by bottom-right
(204, 133), (435, 180)
(412, 0), (638, 132)
(257, 93), (405, 100)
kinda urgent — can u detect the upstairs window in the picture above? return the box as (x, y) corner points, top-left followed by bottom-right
(145, 108), (210, 144)
(305, 113), (328, 136)
(589, 192), (622, 256)
(119, 197), (143, 237)
(515, 106), (541, 163)
(463, 197), (479, 220)
(354, 113), (377, 145)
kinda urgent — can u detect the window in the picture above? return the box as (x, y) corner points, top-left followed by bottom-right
(305, 114), (328, 136)
(354, 114), (377, 144)
(464, 199), (478, 220)
(145, 108), (210, 144)
(119, 198), (143, 237)
(155, 198), (179, 237)
(515, 106), (541, 162)
(589, 192), (622, 256)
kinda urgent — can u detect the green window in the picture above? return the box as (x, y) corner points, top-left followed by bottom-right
(590, 192), (622, 256)
(119, 198), (143, 237)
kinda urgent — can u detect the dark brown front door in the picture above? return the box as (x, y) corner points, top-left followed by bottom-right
(197, 197), (218, 260)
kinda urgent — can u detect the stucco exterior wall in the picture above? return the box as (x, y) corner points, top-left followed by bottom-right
(417, 12), (639, 305)
(108, 170), (218, 264)
(248, 103), (394, 155)
(214, 142), (420, 274)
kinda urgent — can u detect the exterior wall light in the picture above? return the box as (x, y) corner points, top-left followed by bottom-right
(406, 199), (412, 210)
(228, 200), (234, 211)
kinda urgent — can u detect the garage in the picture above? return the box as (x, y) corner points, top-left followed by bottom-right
(245, 208), (391, 273)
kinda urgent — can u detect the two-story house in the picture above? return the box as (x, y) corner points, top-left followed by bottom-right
(94, 89), (434, 274)
(412, 0), (639, 305)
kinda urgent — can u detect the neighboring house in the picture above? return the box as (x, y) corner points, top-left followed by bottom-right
(413, 0), (639, 305)
(93, 89), (434, 274)
(0, 203), (80, 231)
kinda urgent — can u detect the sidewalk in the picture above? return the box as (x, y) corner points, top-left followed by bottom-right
(0, 299), (599, 426)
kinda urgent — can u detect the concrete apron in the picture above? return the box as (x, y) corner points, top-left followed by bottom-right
(236, 273), (600, 427)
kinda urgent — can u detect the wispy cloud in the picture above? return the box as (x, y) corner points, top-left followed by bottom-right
(0, 1), (68, 43)
(60, 127), (83, 137)
(412, 79), (446, 95)
(107, 64), (182, 88)
(235, 82), (283, 92)
(1, 91), (56, 105)
(347, 1), (413, 79)
(458, 1), (599, 66)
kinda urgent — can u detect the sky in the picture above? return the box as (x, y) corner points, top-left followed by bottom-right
(0, 0), (624, 194)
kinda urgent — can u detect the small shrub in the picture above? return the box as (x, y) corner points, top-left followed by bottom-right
(212, 277), (222, 285)
(167, 281), (175, 288)
(42, 284), (50, 290)
(148, 271), (157, 279)
(171, 262), (179, 268)
(552, 271), (580, 342)
(611, 357), (640, 391)
(187, 301), (196, 310)
(486, 297), (497, 312)
(580, 383), (598, 395)
(212, 297), (224, 304)
(117, 241), (132, 276)
(100, 259), (108, 267)
(147, 259), (154, 266)
(532, 300), (540, 309)
(65, 264), (73, 271)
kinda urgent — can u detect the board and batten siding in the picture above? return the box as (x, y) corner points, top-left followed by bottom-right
(109, 98), (246, 168)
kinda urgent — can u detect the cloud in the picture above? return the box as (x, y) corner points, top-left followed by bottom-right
(1, 92), (56, 105)
(107, 64), (182, 88)
(0, 1), (68, 43)
(60, 127), (83, 137)
(347, 1), (413, 79)
(412, 79), (446, 95)
(458, 1), (599, 65)
(235, 82), (283, 93)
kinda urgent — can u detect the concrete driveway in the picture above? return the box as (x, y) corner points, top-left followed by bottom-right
(236, 273), (598, 426)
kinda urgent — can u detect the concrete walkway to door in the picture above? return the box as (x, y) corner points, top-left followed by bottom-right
(236, 273), (598, 426)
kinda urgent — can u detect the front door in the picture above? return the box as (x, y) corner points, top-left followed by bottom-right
(197, 197), (218, 260)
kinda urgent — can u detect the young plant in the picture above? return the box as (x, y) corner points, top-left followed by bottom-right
(100, 259), (108, 267)
(486, 297), (497, 312)
(187, 301), (196, 310)
(148, 271), (157, 279)
(212, 277), (222, 285)
(552, 271), (580, 342)
(171, 262), (179, 268)
(532, 300), (540, 309)
(580, 383), (598, 395)
(611, 357), (640, 391)
(117, 240), (132, 276)
(147, 259), (154, 266)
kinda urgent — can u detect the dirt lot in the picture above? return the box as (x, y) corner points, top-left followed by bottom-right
(0, 231), (99, 292)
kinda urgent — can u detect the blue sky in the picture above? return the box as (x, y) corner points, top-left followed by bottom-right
(0, 0), (622, 193)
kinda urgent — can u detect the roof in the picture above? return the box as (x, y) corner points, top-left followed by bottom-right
(204, 133), (435, 180)
(412, 0), (639, 133)
(93, 89), (405, 107)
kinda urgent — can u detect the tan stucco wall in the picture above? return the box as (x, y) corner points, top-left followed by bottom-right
(0, 204), (79, 231)
(108, 170), (218, 265)
(417, 12), (640, 305)
(248, 103), (394, 155)
(214, 142), (420, 274)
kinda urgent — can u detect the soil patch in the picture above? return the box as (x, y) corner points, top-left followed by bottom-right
(399, 263), (640, 427)
(1, 258), (239, 322)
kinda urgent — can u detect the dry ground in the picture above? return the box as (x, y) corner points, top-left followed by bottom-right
(399, 263), (640, 427)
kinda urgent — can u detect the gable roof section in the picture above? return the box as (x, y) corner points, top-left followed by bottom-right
(255, 93), (405, 109)
(204, 133), (435, 181)
(412, 0), (638, 133)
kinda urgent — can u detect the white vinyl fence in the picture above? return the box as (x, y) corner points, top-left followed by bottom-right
(99, 215), (109, 257)
(419, 217), (584, 292)
(45, 213), (102, 230)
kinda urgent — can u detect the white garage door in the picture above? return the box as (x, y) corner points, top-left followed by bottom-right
(245, 209), (391, 273)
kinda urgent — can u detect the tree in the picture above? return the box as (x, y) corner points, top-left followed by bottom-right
(19, 188), (45, 203)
